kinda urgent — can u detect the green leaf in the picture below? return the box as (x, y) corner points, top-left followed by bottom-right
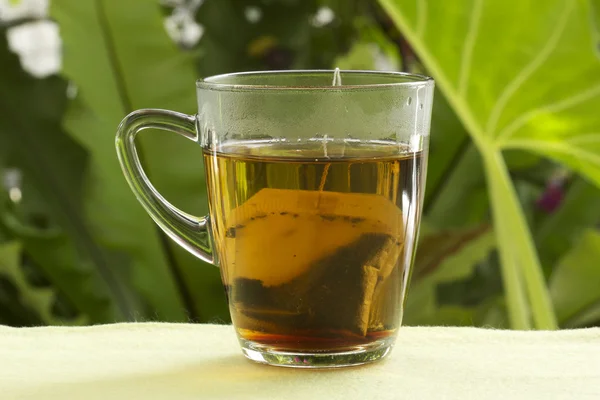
(50, 0), (210, 321)
(566, 304), (600, 328)
(0, 31), (129, 320)
(425, 91), (540, 229)
(425, 95), (539, 229)
(493, 1), (600, 186)
(426, 145), (488, 228)
(550, 230), (600, 327)
(333, 15), (401, 71)
(413, 224), (494, 283)
(334, 42), (378, 70)
(0, 241), (85, 325)
(405, 225), (495, 326)
(424, 89), (470, 210)
(537, 178), (600, 271)
(0, 241), (53, 323)
(1, 212), (117, 324)
(376, 0), (600, 329)
(104, 1), (229, 322)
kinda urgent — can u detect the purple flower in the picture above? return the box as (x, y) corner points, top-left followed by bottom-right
(537, 182), (564, 213)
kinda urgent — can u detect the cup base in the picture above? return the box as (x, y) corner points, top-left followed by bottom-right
(239, 336), (394, 368)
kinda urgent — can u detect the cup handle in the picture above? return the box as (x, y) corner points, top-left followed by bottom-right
(115, 109), (213, 264)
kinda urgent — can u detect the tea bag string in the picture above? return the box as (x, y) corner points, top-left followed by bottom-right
(332, 67), (342, 86)
(318, 69), (342, 192)
(318, 163), (330, 191)
(318, 134), (331, 191)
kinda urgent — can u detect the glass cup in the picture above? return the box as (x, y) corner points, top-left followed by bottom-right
(116, 70), (434, 368)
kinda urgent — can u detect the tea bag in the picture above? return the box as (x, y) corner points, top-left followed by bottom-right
(225, 188), (404, 335)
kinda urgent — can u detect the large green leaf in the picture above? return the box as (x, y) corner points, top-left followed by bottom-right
(50, 0), (211, 321)
(425, 89), (540, 229)
(379, 0), (600, 329)
(0, 31), (129, 321)
(425, 95), (540, 229)
(103, 1), (228, 322)
(550, 230), (600, 328)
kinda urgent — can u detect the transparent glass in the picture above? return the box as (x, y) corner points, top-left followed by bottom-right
(116, 70), (434, 368)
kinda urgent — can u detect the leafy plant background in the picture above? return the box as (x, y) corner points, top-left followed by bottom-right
(1, 0), (599, 329)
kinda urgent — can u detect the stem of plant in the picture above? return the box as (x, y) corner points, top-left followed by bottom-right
(482, 149), (557, 330)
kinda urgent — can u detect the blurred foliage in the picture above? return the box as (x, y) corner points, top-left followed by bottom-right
(0, 0), (599, 329)
(550, 229), (600, 328)
(50, 0), (203, 322)
(0, 29), (126, 325)
(380, 0), (600, 329)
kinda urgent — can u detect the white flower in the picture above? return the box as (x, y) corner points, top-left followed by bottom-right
(164, 9), (204, 48)
(2, 168), (22, 203)
(244, 6), (262, 24)
(0, 0), (48, 21)
(312, 6), (335, 28)
(164, 0), (205, 47)
(7, 20), (61, 78)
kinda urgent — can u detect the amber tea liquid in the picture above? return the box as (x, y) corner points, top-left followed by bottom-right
(204, 141), (423, 352)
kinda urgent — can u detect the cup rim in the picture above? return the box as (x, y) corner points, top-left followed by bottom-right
(196, 69), (434, 91)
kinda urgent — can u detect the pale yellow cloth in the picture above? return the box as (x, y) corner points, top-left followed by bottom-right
(1, 323), (599, 399)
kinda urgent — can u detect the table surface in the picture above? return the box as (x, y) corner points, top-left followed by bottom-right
(1, 323), (599, 399)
